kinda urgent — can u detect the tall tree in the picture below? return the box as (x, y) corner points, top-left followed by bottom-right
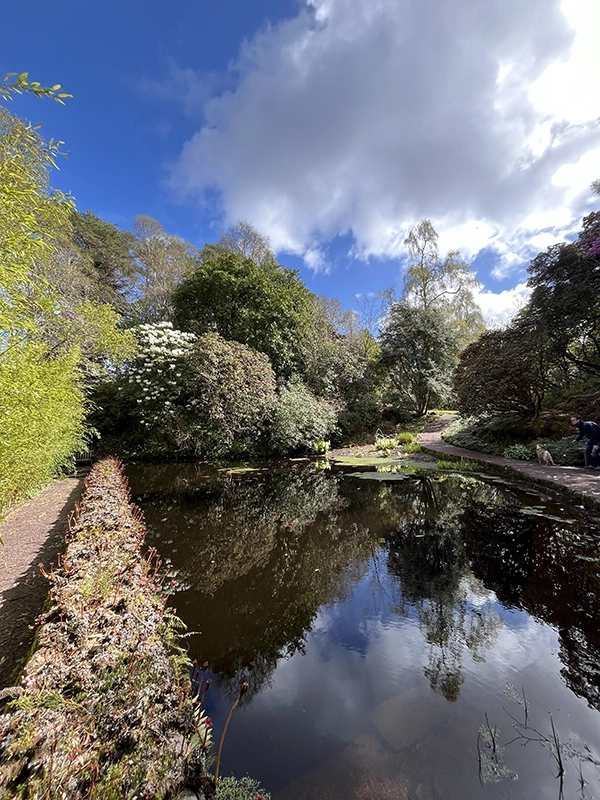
(527, 237), (600, 376)
(172, 253), (314, 376)
(403, 219), (484, 349)
(130, 215), (200, 322)
(203, 220), (275, 267)
(42, 210), (135, 311)
(380, 303), (458, 415)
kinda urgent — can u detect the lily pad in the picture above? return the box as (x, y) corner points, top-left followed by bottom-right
(333, 456), (436, 469)
(218, 465), (262, 475)
(345, 471), (413, 481)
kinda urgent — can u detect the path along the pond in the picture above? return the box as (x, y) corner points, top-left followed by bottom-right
(418, 416), (600, 507)
(0, 477), (85, 689)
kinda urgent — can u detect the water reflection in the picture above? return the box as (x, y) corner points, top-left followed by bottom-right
(126, 462), (600, 798)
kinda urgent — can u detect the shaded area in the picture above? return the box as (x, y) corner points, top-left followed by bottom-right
(0, 478), (83, 688)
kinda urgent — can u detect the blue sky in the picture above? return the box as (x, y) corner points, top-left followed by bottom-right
(3, 0), (600, 321)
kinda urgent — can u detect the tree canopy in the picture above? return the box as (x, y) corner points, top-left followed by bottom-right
(453, 317), (551, 418)
(172, 252), (315, 377)
(381, 302), (458, 415)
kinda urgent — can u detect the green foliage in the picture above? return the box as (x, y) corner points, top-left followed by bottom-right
(381, 302), (459, 416)
(178, 333), (277, 456)
(436, 459), (479, 471)
(442, 418), (503, 455)
(502, 444), (533, 460)
(0, 105), (73, 333)
(403, 442), (422, 454)
(269, 381), (338, 455)
(0, 343), (87, 514)
(543, 437), (585, 467)
(111, 325), (277, 457)
(453, 317), (551, 418)
(396, 432), (415, 444)
(216, 775), (271, 800)
(1, 72), (72, 103)
(527, 224), (600, 376)
(402, 218), (484, 349)
(172, 252), (314, 377)
(375, 434), (399, 454)
(43, 209), (137, 311)
(311, 439), (331, 455)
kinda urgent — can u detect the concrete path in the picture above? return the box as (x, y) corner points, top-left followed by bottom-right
(418, 419), (600, 506)
(0, 477), (84, 688)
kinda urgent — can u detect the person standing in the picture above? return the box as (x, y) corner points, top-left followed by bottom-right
(571, 415), (600, 468)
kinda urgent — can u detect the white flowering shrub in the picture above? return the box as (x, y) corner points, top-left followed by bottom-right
(127, 322), (196, 429)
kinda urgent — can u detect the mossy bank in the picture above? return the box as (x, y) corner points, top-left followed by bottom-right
(0, 458), (209, 799)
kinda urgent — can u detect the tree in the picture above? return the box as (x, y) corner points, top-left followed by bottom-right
(0, 105), (72, 334)
(380, 303), (458, 415)
(403, 219), (484, 349)
(130, 215), (199, 322)
(527, 238), (600, 375)
(453, 317), (551, 418)
(172, 252), (314, 377)
(0, 86), (135, 513)
(203, 220), (275, 267)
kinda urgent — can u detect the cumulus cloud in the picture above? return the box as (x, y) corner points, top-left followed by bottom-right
(169, 0), (600, 273)
(474, 282), (531, 327)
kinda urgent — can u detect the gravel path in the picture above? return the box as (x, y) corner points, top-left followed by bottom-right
(419, 415), (600, 506)
(0, 477), (85, 688)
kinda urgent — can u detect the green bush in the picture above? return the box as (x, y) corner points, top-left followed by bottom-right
(403, 442), (421, 454)
(503, 444), (533, 460)
(0, 343), (87, 515)
(544, 437), (585, 467)
(269, 380), (338, 455)
(441, 418), (503, 455)
(395, 432), (415, 444)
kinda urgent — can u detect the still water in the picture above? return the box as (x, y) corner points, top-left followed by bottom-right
(126, 461), (600, 799)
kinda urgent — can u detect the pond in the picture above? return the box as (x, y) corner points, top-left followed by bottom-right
(126, 461), (600, 800)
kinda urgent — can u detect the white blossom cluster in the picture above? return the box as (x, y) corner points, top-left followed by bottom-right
(128, 322), (196, 426)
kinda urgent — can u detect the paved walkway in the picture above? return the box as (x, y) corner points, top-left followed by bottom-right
(418, 420), (600, 506)
(0, 477), (85, 688)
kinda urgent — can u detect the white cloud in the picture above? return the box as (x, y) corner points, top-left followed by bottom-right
(474, 281), (531, 326)
(170, 0), (600, 277)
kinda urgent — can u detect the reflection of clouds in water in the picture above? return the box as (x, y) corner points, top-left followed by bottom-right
(462, 575), (498, 608)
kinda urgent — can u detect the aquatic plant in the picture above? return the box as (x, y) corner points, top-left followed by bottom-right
(479, 684), (600, 798)
(216, 775), (271, 800)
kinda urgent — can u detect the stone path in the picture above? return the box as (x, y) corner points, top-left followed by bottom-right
(0, 477), (85, 688)
(418, 416), (600, 506)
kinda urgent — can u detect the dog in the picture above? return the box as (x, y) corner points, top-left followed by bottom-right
(536, 443), (555, 465)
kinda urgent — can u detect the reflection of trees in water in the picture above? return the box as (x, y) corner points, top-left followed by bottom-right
(140, 467), (347, 595)
(386, 476), (509, 701)
(133, 464), (600, 711)
(136, 465), (378, 699)
(464, 504), (600, 712)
